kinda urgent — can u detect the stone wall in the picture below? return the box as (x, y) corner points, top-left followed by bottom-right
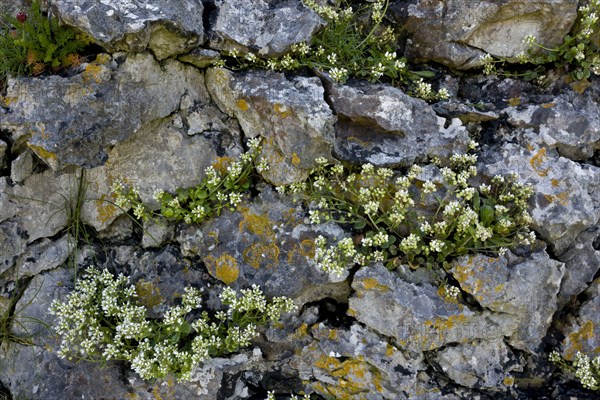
(0, 1), (599, 399)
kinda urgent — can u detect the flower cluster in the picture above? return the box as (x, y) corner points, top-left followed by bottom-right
(112, 138), (264, 224)
(50, 267), (296, 381)
(481, 0), (600, 81)
(266, 392), (313, 400)
(221, 0), (447, 101)
(549, 350), (600, 391)
(278, 150), (534, 275)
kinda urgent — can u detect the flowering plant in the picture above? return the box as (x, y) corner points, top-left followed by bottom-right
(549, 350), (600, 391)
(112, 138), (266, 224)
(277, 145), (534, 276)
(50, 267), (296, 381)
(220, 0), (447, 100)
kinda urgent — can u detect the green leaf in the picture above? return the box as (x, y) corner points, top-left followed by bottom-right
(480, 205), (494, 226)
(353, 220), (367, 230)
(411, 70), (436, 78)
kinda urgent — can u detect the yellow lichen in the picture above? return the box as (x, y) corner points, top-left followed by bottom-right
(313, 356), (385, 400)
(361, 277), (390, 292)
(242, 242), (280, 269)
(135, 281), (164, 309)
(239, 212), (274, 240)
(564, 320), (595, 360)
(274, 103), (292, 118)
(530, 147), (550, 177)
(95, 193), (120, 224)
(236, 99), (249, 111)
(82, 63), (105, 84)
(27, 143), (57, 162)
(291, 152), (301, 166)
(206, 254), (239, 284)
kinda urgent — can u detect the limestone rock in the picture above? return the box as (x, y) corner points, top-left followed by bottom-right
(179, 48), (221, 68)
(206, 68), (336, 185)
(177, 187), (349, 304)
(1, 53), (209, 170)
(557, 226), (600, 309)
(0, 221), (28, 276)
(53, 0), (205, 59)
(10, 149), (34, 183)
(349, 263), (518, 354)
(329, 82), (470, 166)
(11, 235), (71, 280)
(0, 0), (26, 15)
(294, 323), (422, 400)
(435, 339), (523, 389)
(450, 251), (564, 353)
(506, 93), (600, 161)
(0, 139), (7, 168)
(393, 0), (577, 69)
(479, 143), (600, 255)
(559, 278), (600, 361)
(141, 217), (175, 248)
(208, 0), (324, 56)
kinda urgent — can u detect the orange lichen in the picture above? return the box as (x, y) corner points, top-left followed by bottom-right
(206, 254), (239, 284)
(242, 242), (280, 269)
(236, 99), (249, 111)
(564, 320), (596, 360)
(239, 212), (274, 240)
(529, 147), (550, 177)
(313, 356), (384, 399)
(543, 191), (570, 206)
(361, 278), (390, 292)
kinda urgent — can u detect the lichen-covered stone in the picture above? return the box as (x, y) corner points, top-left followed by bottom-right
(177, 187), (349, 303)
(208, 0), (324, 56)
(349, 263), (518, 354)
(206, 68), (336, 185)
(1, 53), (209, 170)
(435, 339), (523, 389)
(480, 143), (600, 255)
(506, 93), (600, 161)
(559, 278), (600, 361)
(329, 82), (470, 166)
(557, 226), (600, 309)
(294, 323), (422, 400)
(393, 0), (577, 69)
(450, 251), (564, 353)
(53, 0), (205, 58)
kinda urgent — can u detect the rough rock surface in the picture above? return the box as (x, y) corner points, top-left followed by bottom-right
(206, 68), (336, 185)
(0, 53), (209, 170)
(53, 0), (205, 59)
(450, 251), (564, 353)
(349, 263), (518, 354)
(480, 143), (600, 255)
(329, 82), (471, 166)
(208, 0), (324, 56)
(177, 187), (350, 304)
(392, 0), (578, 69)
(0, 139), (6, 168)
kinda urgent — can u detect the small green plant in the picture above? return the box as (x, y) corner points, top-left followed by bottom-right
(218, 0), (447, 100)
(266, 391), (313, 400)
(549, 350), (600, 391)
(49, 266), (297, 381)
(0, 0), (91, 87)
(112, 137), (266, 224)
(480, 0), (600, 81)
(277, 143), (534, 275)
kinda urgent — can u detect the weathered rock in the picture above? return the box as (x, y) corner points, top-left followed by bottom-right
(393, 0), (577, 69)
(479, 143), (600, 255)
(53, 0), (205, 59)
(557, 226), (600, 309)
(179, 48), (221, 68)
(294, 323), (422, 400)
(0, 177), (18, 222)
(329, 82), (470, 166)
(505, 93), (600, 161)
(141, 217), (175, 248)
(0, 139), (7, 168)
(208, 0), (324, 56)
(0, 221), (28, 276)
(435, 339), (523, 389)
(177, 187), (350, 304)
(1, 53), (209, 170)
(450, 251), (564, 352)
(0, 0), (26, 15)
(559, 278), (600, 361)
(10, 235), (71, 280)
(349, 263), (518, 354)
(432, 100), (500, 124)
(206, 68), (336, 185)
(10, 148), (34, 183)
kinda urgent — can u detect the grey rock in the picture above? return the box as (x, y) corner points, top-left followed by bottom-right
(206, 68), (336, 185)
(10, 235), (71, 280)
(0, 139), (6, 168)
(0, 0), (26, 16)
(142, 217), (175, 248)
(506, 93), (600, 161)
(53, 0), (205, 59)
(435, 339), (523, 389)
(0, 221), (28, 276)
(10, 148), (34, 183)
(1, 53), (209, 170)
(294, 323), (422, 399)
(557, 226), (600, 309)
(450, 251), (564, 353)
(349, 263), (518, 354)
(479, 143), (600, 255)
(179, 48), (222, 68)
(559, 278), (600, 361)
(432, 100), (500, 123)
(96, 214), (134, 241)
(177, 187), (350, 304)
(395, 0), (577, 69)
(0, 177), (18, 222)
(329, 82), (470, 166)
(208, 0), (324, 56)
